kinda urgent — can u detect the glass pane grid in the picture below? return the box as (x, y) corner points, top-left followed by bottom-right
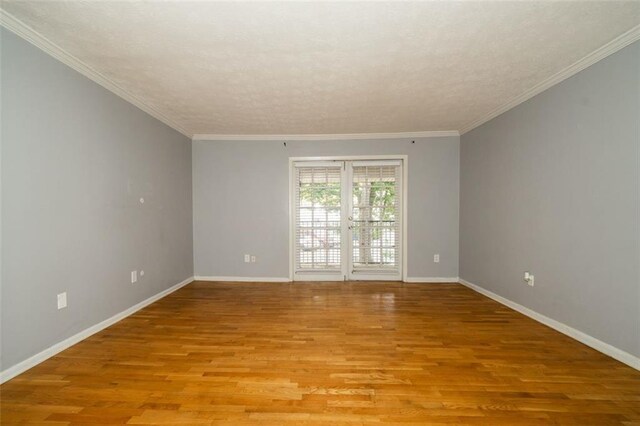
(295, 166), (342, 271)
(351, 165), (399, 271)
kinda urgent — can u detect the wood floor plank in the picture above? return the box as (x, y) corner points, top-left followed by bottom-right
(1, 281), (639, 424)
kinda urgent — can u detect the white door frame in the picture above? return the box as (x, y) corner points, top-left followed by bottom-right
(289, 155), (408, 282)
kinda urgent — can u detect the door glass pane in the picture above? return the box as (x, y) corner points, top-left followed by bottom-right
(351, 165), (399, 271)
(295, 166), (342, 270)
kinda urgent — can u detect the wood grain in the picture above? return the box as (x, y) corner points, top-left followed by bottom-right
(2, 281), (639, 425)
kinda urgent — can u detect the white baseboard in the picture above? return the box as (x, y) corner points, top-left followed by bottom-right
(404, 277), (459, 283)
(0, 276), (195, 384)
(195, 276), (461, 284)
(459, 278), (640, 371)
(194, 276), (292, 283)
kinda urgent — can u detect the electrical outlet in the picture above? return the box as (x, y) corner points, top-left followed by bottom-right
(57, 292), (67, 310)
(244, 254), (251, 263)
(524, 272), (534, 287)
(434, 254), (440, 263)
(251, 255), (256, 263)
(131, 270), (138, 283)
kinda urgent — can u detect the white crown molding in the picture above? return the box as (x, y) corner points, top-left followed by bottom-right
(459, 278), (640, 371)
(0, 9), (192, 138)
(404, 277), (459, 283)
(460, 23), (640, 135)
(192, 131), (459, 141)
(0, 276), (195, 384)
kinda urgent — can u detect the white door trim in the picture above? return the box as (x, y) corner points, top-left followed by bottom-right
(289, 155), (408, 282)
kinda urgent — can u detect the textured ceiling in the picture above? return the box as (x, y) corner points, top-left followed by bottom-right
(2, 1), (639, 136)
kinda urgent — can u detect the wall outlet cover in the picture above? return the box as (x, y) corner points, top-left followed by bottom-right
(524, 272), (534, 287)
(57, 292), (67, 310)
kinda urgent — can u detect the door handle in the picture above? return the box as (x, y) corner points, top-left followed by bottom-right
(348, 216), (353, 221)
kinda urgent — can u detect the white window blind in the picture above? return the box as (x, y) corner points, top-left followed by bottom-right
(294, 163), (342, 271)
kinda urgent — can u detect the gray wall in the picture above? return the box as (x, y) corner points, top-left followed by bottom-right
(193, 137), (460, 279)
(460, 41), (639, 357)
(1, 29), (194, 370)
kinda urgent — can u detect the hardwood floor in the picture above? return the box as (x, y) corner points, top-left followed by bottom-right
(2, 281), (639, 425)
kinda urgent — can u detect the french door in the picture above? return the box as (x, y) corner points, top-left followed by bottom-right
(292, 159), (403, 281)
